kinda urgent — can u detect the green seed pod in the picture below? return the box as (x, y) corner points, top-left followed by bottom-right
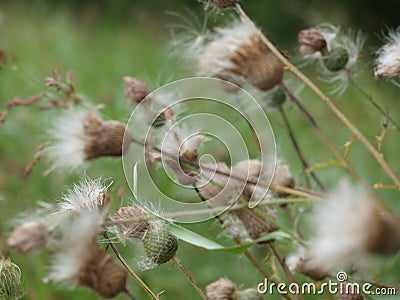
(142, 223), (178, 265)
(323, 47), (349, 72)
(0, 258), (25, 300)
(234, 288), (263, 300)
(268, 86), (286, 107)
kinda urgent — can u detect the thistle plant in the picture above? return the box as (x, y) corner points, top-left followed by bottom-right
(2, 1), (400, 300)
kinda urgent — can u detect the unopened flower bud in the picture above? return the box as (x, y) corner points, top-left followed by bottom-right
(298, 29), (327, 55)
(0, 258), (25, 300)
(7, 221), (48, 253)
(323, 47), (349, 72)
(142, 222), (178, 266)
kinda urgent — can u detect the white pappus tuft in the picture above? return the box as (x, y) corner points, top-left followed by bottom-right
(374, 29), (400, 78)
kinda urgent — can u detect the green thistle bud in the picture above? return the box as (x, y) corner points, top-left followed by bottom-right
(142, 222), (178, 266)
(0, 258), (25, 300)
(234, 288), (263, 300)
(323, 47), (349, 72)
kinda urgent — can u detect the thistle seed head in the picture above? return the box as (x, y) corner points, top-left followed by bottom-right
(124, 76), (150, 105)
(298, 29), (327, 55)
(232, 206), (277, 242)
(78, 247), (127, 299)
(7, 221), (48, 254)
(113, 206), (150, 239)
(199, 22), (284, 91)
(142, 222), (178, 266)
(374, 29), (400, 78)
(206, 278), (236, 300)
(337, 282), (365, 300)
(211, 0), (237, 8)
(83, 114), (127, 160)
(323, 47), (349, 72)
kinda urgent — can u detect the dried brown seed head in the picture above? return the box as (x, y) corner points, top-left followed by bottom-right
(114, 206), (150, 239)
(83, 113), (128, 160)
(232, 206), (277, 241)
(298, 29), (327, 55)
(211, 0), (237, 8)
(79, 247), (127, 298)
(124, 76), (150, 105)
(200, 22), (284, 91)
(7, 221), (48, 253)
(206, 278), (236, 300)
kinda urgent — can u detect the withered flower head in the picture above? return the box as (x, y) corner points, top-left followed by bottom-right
(199, 22), (284, 91)
(298, 29), (327, 55)
(7, 221), (48, 254)
(124, 76), (150, 105)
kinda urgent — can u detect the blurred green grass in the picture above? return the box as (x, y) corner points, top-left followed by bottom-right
(1, 2), (400, 300)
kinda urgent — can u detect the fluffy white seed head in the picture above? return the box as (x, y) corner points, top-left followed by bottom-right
(199, 21), (284, 91)
(309, 180), (400, 271)
(375, 29), (400, 78)
(57, 177), (111, 213)
(46, 211), (103, 285)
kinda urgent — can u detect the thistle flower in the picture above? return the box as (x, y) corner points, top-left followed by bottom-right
(57, 177), (111, 213)
(374, 29), (400, 78)
(199, 22), (284, 91)
(124, 76), (150, 105)
(206, 278), (262, 300)
(47, 108), (129, 171)
(6, 221), (48, 254)
(0, 258), (25, 300)
(309, 180), (400, 272)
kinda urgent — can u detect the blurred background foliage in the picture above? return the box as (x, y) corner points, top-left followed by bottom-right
(1, 0), (400, 299)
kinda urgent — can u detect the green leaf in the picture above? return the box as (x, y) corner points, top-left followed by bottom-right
(168, 223), (291, 254)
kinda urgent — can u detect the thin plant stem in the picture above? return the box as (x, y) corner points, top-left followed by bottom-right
(234, 3), (400, 187)
(278, 105), (326, 191)
(173, 256), (207, 300)
(349, 75), (400, 131)
(103, 233), (159, 300)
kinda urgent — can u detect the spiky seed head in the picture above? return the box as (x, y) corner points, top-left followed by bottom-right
(337, 282), (365, 300)
(323, 47), (349, 72)
(232, 206), (277, 242)
(298, 29), (327, 55)
(142, 222), (178, 266)
(0, 258), (25, 300)
(268, 86), (286, 107)
(83, 114), (127, 160)
(211, 0), (237, 8)
(200, 22), (284, 91)
(114, 206), (150, 239)
(124, 76), (150, 105)
(206, 278), (236, 300)
(7, 221), (48, 253)
(78, 247), (127, 299)
(234, 288), (263, 300)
